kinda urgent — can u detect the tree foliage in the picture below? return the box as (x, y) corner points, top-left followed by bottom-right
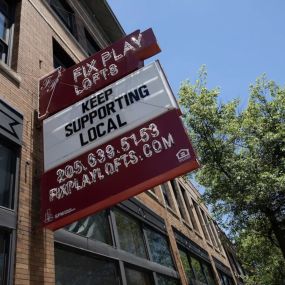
(178, 66), (285, 283)
(237, 225), (285, 285)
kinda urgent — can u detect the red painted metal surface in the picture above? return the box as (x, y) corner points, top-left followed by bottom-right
(41, 109), (199, 230)
(39, 29), (160, 120)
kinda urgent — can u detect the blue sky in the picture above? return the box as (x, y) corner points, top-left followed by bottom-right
(108, 0), (285, 108)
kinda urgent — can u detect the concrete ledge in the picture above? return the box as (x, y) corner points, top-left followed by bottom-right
(0, 61), (21, 85)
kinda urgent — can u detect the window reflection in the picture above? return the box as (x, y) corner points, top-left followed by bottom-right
(0, 231), (9, 285)
(55, 246), (121, 285)
(65, 210), (112, 245)
(0, 142), (17, 209)
(0, 0), (14, 64)
(114, 209), (147, 258)
(50, 0), (76, 36)
(179, 247), (217, 285)
(190, 255), (208, 284)
(125, 267), (153, 285)
(179, 249), (195, 282)
(202, 263), (216, 285)
(156, 274), (180, 285)
(145, 228), (174, 268)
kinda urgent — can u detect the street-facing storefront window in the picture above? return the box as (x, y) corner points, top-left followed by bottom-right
(55, 246), (121, 285)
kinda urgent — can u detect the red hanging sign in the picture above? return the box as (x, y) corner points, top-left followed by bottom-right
(41, 109), (199, 230)
(39, 29), (160, 120)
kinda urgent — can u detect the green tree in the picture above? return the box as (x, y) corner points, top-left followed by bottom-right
(178, 67), (285, 269)
(237, 224), (285, 285)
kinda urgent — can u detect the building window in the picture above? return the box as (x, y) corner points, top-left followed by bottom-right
(125, 266), (153, 285)
(84, 28), (100, 56)
(114, 209), (147, 259)
(201, 212), (217, 246)
(0, 100), (22, 285)
(161, 183), (172, 208)
(219, 271), (234, 285)
(0, 0), (15, 65)
(171, 180), (187, 220)
(145, 228), (174, 268)
(53, 39), (75, 68)
(209, 221), (220, 248)
(0, 139), (17, 209)
(156, 273), (180, 285)
(55, 199), (179, 284)
(65, 210), (112, 245)
(179, 248), (216, 285)
(0, 231), (10, 285)
(50, 0), (76, 37)
(55, 245), (121, 284)
(194, 202), (211, 241)
(179, 249), (195, 282)
(181, 188), (200, 232)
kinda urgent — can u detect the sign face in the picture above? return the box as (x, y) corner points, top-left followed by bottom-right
(0, 99), (23, 145)
(39, 28), (160, 119)
(41, 109), (199, 230)
(43, 61), (179, 171)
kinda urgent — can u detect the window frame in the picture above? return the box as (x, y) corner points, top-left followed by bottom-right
(54, 243), (122, 285)
(178, 246), (217, 285)
(55, 198), (180, 284)
(52, 38), (75, 69)
(49, 0), (77, 37)
(161, 183), (172, 209)
(170, 180), (188, 221)
(84, 28), (100, 56)
(0, 138), (19, 210)
(143, 226), (175, 269)
(0, 99), (22, 285)
(0, 0), (16, 66)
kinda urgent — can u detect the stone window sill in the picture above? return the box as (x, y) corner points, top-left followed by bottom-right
(0, 61), (21, 85)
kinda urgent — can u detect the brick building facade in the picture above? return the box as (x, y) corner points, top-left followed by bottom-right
(0, 0), (244, 284)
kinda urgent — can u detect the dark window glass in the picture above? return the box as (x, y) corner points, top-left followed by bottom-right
(161, 183), (171, 207)
(125, 267), (153, 285)
(222, 274), (229, 285)
(180, 184), (199, 231)
(219, 272), (234, 285)
(190, 256), (207, 284)
(55, 246), (121, 285)
(145, 228), (174, 268)
(0, 231), (9, 285)
(179, 246), (217, 285)
(194, 202), (210, 241)
(156, 274), (179, 285)
(181, 188), (199, 231)
(209, 221), (220, 248)
(202, 263), (216, 285)
(179, 249), (195, 282)
(53, 39), (75, 68)
(0, 140), (17, 208)
(0, 40), (8, 62)
(172, 182), (186, 220)
(84, 28), (100, 56)
(0, 0), (15, 64)
(157, 274), (180, 285)
(114, 209), (147, 258)
(202, 211), (216, 246)
(65, 210), (112, 245)
(0, 11), (8, 41)
(50, 0), (76, 36)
